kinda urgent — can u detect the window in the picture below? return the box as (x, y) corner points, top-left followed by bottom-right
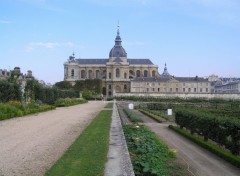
(96, 70), (100, 78)
(176, 88), (178, 92)
(116, 68), (120, 78)
(144, 70), (148, 77)
(206, 88), (208, 92)
(124, 73), (127, 79)
(194, 88), (197, 92)
(147, 88), (149, 92)
(108, 85), (111, 89)
(170, 88), (172, 92)
(158, 88), (160, 92)
(109, 72), (111, 79)
(200, 88), (202, 92)
(136, 70), (141, 77)
(188, 88), (191, 92)
(124, 84), (127, 89)
(71, 69), (74, 77)
(81, 70), (85, 78)
(183, 88), (185, 92)
(152, 88), (155, 91)
(152, 70), (156, 77)
(88, 70), (93, 79)
(102, 70), (106, 79)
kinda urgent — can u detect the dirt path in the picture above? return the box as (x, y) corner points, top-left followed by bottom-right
(0, 101), (106, 176)
(146, 123), (240, 176)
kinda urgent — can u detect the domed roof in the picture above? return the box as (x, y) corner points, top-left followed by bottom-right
(109, 28), (127, 58)
(162, 63), (171, 77)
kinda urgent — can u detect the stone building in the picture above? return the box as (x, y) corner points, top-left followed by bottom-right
(131, 64), (211, 94)
(214, 80), (240, 93)
(64, 28), (159, 96)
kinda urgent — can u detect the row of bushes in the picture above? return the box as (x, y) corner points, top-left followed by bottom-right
(123, 108), (143, 123)
(0, 98), (88, 120)
(116, 96), (240, 110)
(0, 101), (55, 121)
(0, 79), (80, 104)
(175, 108), (240, 155)
(169, 125), (240, 168)
(138, 109), (163, 123)
(54, 98), (87, 107)
(25, 79), (79, 105)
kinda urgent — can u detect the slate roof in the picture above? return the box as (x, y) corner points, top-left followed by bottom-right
(75, 59), (108, 65)
(75, 58), (154, 65)
(128, 59), (153, 65)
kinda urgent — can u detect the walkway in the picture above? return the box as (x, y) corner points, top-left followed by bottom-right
(0, 101), (106, 176)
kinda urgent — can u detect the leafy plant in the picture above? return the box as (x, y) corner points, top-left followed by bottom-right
(124, 125), (177, 176)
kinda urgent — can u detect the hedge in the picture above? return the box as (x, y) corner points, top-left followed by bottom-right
(169, 125), (240, 168)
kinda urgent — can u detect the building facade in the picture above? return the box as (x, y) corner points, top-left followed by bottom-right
(131, 64), (210, 94)
(64, 28), (159, 96)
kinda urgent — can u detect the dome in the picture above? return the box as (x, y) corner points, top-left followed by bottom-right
(109, 45), (127, 57)
(109, 28), (127, 58)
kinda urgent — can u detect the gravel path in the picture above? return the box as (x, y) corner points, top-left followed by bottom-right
(147, 123), (240, 176)
(0, 101), (106, 176)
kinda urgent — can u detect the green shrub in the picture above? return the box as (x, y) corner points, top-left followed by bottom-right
(169, 125), (240, 168)
(124, 125), (178, 175)
(123, 108), (143, 123)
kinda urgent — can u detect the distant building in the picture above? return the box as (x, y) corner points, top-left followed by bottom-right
(131, 64), (210, 93)
(0, 67), (33, 81)
(214, 80), (240, 93)
(64, 27), (159, 96)
(0, 69), (11, 79)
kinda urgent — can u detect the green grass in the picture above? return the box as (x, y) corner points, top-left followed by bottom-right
(104, 102), (113, 109)
(45, 110), (112, 176)
(124, 125), (189, 176)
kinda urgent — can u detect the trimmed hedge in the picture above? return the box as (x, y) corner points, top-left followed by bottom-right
(138, 109), (163, 123)
(123, 108), (143, 123)
(54, 98), (87, 107)
(0, 101), (55, 121)
(169, 125), (240, 168)
(175, 108), (240, 155)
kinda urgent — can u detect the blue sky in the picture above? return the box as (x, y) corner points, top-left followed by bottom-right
(1, 0), (240, 84)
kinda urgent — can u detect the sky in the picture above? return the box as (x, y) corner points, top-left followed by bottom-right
(1, 0), (240, 84)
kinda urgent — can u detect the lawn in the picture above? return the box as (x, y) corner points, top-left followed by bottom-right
(45, 110), (112, 176)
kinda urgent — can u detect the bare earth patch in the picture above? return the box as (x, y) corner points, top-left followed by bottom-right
(0, 101), (106, 176)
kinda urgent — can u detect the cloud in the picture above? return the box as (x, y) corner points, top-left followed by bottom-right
(24, 42), (83, 52)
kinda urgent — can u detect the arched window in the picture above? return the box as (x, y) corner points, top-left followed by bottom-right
(129, 70), (134, 79)
(116, 68), (120, 78)
(136, 70), (141, 78)
(144, 70), (148, 77)
(88, 70), (93, 79)
(96, 70), (100, 79)
(152, 70), (156, 77)
(102, 70), (106, 79)
(81, 70), (85, 78)
(71, 69), (74, 77)
(109, 72), (111, 79)
(124, 73), (127, 79)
